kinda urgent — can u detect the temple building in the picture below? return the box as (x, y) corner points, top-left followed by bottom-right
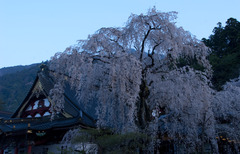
(0, 65), (96, 154)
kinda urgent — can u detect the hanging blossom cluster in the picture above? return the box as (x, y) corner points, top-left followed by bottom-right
(50, 47), (142, 132)
(48, 7), (240, 153)
(49, 80), (65, 119)
(147, 67), (217, 152)
(212, 76), (240, 152)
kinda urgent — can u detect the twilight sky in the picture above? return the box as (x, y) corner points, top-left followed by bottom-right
(0, 0), (239, 68)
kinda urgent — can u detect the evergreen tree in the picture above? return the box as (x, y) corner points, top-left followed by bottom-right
(202, 18), (240, 90)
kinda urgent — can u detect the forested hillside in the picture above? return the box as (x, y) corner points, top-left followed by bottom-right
(0, 63), (40, 111)
(0, 64), (38, 77)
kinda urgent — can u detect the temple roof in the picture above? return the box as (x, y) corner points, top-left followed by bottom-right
(0, 64), (96, 134)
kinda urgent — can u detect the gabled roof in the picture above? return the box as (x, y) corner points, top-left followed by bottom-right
(0, 64), (96, 134)
(11, 65), (52, 118)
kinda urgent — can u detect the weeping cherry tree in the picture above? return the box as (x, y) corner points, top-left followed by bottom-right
(48, 7), (239, 153)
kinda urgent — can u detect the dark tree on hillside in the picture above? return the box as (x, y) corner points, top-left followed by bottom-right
(0, 98), (5, 110)
(202, 18), (240, 90)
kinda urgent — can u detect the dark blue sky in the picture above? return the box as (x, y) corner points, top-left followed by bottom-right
(0, 0), (239, 68)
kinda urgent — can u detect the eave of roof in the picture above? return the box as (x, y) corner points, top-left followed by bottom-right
(0, 114), (95, 134)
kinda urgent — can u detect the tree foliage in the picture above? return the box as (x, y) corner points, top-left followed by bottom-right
(49, 8), (240, 153)
(202, 18), (240, 90)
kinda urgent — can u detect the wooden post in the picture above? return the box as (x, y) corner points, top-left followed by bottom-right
(27, 145), (32, 154)
(14, 147), (18, 154)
